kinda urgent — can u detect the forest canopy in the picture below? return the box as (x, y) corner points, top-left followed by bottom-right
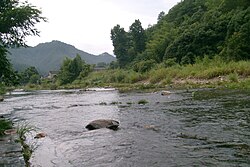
(111, 0), (250, 68)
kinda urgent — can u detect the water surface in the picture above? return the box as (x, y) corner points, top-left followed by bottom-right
(1, 89), (249, 166)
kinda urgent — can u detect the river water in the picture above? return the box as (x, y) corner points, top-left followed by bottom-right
(1, 88), (250, 167)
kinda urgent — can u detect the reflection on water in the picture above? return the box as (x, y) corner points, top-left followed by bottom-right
(1, 89), (250, 166)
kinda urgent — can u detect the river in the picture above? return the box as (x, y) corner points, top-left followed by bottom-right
(1, 88), (250, 166)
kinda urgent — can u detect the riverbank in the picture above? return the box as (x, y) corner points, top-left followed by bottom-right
(10, 59), (250, 92)
(66, 58), (250, 91)
(0, 116), (25, 166)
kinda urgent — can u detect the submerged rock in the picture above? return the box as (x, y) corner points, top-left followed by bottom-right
(161, 91), (171, 96)
(34, 132), (46, 139)
(4, 129), (17, 135)
(144, 125), (160, 132)
(85, 119), (119, 130)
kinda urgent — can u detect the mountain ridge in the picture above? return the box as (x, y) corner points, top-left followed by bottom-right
(7, 40), (116, 75)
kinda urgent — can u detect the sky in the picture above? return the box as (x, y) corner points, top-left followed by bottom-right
(24, 0), (181, 55)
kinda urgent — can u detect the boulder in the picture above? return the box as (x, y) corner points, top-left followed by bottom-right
(86, 119), (119, 130)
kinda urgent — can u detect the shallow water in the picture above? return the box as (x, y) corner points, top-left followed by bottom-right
(1, 89), (250, 166)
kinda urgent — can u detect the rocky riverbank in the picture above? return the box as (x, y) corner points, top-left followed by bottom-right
(0, 130), (25, 166)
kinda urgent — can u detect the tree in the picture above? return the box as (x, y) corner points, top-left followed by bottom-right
(57, 58), (72, 85)
(57, 55), (91, 85)
(19, 66), (40, 85)
(0, 47), (11, 83)
(157, 11), (165, 22)
(129, 19), (146, 54)
(109, 61), (119, 69)
(221, 7), (250, 60)
(146, 22), (175, 62)
(111, 25), (130, 68)
(70, 54), (83, 79)
(221, 0), (250, 12)
(0, 0), (46, 85)
(110, 0), (250, 68)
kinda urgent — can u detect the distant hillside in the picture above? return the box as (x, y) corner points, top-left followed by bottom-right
(7, 40), (116, 75)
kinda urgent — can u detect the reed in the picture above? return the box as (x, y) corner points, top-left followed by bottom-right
(16, 123), (37, 167)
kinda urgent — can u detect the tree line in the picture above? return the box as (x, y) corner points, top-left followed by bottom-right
(2, 55), (92, 86)
(111, 0), (250, 70)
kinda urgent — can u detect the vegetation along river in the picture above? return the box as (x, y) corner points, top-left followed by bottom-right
(1, 88), (250, 166)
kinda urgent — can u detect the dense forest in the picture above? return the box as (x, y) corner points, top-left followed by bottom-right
(111, 0), (250, 70)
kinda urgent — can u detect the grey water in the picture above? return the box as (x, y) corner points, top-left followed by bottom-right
(0, 88), (250, 167)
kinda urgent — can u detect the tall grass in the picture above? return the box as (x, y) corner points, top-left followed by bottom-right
(79, 69), (145, 86)
(16, 123), (37, 167)
(148, 57), (250, 82)
(74, 57), (250, 89)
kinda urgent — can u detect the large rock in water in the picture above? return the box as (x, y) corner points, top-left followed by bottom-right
(85, 119), (119, 130)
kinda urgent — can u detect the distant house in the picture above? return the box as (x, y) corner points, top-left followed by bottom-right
(93, 67), (107, 71)
(47, 71), (59, 79)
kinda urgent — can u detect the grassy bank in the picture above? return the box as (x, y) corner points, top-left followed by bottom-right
(0, 84), (6, 95)
(70, 58), (250, 90)
(19, 58), (250, 92)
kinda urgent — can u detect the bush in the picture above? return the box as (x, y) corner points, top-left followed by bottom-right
(108, 70), (126, 83)
(228, 72), (239, 82)
(0, 84), (6, 95)
(138, 99), (149, 105)
(124, 71), (145, 83)
(164, 58), (177, 67)
(0, 119), (12, 136)
(133, 59), (156, 73)
(149, 68), (168, 84)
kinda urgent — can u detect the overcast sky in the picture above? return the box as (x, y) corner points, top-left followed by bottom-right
(25, 0), (181, 55)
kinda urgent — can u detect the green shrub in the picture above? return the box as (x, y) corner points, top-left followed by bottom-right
(228, 72), (239, 82)
(149, 68), (168, 84)
(164, 58), (177, 67)
(0, 83), (7, 95)
(138, 99), (149, 105)
(133, 59), (156, 73)
(49, 84), (58, 90)
(124, 71), (144, 83)
(162, 77), (173, 85)
(111, 70), (126, 83)
(0, 119), (12, 136)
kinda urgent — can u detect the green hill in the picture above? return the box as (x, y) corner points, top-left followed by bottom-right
(111, 0), (250, 68)
(7, 40), (116, 75)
